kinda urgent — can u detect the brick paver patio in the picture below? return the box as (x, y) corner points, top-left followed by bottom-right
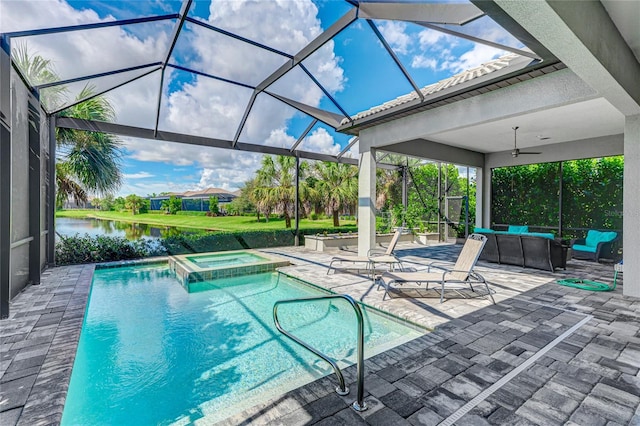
(1, 242), (638, 425)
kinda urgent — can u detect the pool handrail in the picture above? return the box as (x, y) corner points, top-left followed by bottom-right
(272, 294), (367, 412)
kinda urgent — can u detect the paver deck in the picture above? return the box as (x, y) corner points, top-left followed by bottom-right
(1, 242), (638, 425)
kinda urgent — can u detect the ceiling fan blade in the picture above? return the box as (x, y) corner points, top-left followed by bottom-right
(519, 151), (542, 155)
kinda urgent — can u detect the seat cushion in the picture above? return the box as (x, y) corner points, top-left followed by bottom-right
(585, 230), (617, 247)
(525, 232), (555, 239)
(474, 227), (494, 233)
(508, 225), (529, 233)
(572, 244), (597, 253)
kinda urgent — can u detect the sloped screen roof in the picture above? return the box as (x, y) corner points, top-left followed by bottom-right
(2, 0), (551, 164)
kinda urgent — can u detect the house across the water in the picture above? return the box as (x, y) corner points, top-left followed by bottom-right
(149, 188), (238, 212)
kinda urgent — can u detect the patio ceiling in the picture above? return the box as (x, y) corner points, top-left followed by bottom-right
(1, 0), (555, 164)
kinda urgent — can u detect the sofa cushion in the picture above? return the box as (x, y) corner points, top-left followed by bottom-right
(585, 230), (617, 247)
(474, 227), (495, 233)
(573, 244), (597, 253)
(508, 225), (529, 233)
(525, 232), (555, 239)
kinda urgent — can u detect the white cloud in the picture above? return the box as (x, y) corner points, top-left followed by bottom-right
(123, 171), (154, 179)
(301, 128), (341, 155)
(196, 167), (254, 191)
(378, 21), (412, 55)
(439, 43), (505, 73)
(411, 55), (438, 70)
(264, 128), (296, 148)
(417, 28), (453, 49)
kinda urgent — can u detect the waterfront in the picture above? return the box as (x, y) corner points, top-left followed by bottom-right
(56, 217), (202, 241)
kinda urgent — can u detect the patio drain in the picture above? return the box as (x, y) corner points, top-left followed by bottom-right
(439, 313), (593, 426)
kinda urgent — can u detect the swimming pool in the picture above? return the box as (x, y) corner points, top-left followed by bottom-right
(61, 264), (424, 425)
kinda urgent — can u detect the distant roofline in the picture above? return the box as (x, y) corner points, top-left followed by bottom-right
(149, 187), (237, 199)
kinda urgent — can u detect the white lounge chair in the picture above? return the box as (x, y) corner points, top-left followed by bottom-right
(380, 233), (494, 303)
(327, 227), (404, 276)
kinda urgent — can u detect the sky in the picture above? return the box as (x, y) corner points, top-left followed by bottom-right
(1, 0), (517, 197)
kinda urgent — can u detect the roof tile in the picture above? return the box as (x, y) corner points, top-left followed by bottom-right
(341, 53), (522, 125)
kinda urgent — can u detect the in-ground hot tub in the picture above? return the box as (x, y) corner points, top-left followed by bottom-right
(169, 250), (290, 291)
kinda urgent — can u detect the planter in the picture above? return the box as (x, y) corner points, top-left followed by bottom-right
(304, 232), (413, 252)
(415, 232), (440, 245)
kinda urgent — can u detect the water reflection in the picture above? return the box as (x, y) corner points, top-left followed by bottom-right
(56, 217), (202, 241)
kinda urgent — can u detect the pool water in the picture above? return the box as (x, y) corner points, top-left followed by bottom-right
(186, 252), (267, 268)
(61, 264), (423, 425)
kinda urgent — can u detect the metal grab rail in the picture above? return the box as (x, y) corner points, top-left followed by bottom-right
(273, 294), (367, 412)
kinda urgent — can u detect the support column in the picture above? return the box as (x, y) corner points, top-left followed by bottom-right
(475, 167), (483, 228)
(0, 42), (11, 318)
(465, 166), (470, 237)
(480, 167), (492, 228)
(47, 115), (56, 265)
(294, 155), (300, 246)
(401, 165), (407, 217)
(358, 147), (376, 257)
(28, 96), (41, 285)
(623, 114), (640, 298)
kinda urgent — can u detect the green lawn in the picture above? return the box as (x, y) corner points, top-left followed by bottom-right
(56, 209), (357, 232)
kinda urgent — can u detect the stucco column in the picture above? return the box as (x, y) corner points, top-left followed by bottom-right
(481, 167), (492, 228)
(474, 167), (484, 229)
(358, 147), (376, 257)
(623, 115), (640, 298)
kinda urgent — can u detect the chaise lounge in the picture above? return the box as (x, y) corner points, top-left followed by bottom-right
(379, 233), (494, 304)
(327, 227), (404, 276)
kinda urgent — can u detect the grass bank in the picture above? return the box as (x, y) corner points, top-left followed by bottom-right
(56, 209), (357, 232)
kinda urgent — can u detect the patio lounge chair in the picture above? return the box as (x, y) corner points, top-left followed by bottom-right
(327, 227), (404, 276)
(380, 233), (494, 304)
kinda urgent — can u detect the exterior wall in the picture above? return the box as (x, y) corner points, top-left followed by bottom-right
(623, 115), (640, 297)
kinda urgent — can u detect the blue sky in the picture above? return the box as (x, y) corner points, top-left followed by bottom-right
(3, 0), (515, 197)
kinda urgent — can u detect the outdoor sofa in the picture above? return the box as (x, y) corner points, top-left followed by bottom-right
(474, 226), (567, 272)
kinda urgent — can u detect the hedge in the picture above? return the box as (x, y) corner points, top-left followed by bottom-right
(55, 227), (357, 264)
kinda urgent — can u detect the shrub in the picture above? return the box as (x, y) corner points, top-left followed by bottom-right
(55, 234), (164, 265)
(175, 211), (207, 216)
(160, 227), (357, 255)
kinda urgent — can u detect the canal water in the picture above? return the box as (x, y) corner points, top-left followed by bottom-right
(56, 217), (202, 241)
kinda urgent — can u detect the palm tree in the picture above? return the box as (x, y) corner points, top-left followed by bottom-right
(12, 43), (67, 110)
(314, 161), (358, 227)
(55, 162), (86, 210)
(56, 85), (122, 197)
(254, 155), (309, 228)
(12, 44), (123, 205)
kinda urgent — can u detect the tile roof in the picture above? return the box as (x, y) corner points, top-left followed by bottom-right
(341, 53), (523, 125)
(157, 188), (236, 198)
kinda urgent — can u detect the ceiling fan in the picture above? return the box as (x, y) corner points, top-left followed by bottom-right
(511, 126), (541, 158)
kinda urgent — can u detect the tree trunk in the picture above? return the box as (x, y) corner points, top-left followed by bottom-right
(333, 210), (340, 227)
(256, 211), (261, 222)
(285, 213), (291, 228)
